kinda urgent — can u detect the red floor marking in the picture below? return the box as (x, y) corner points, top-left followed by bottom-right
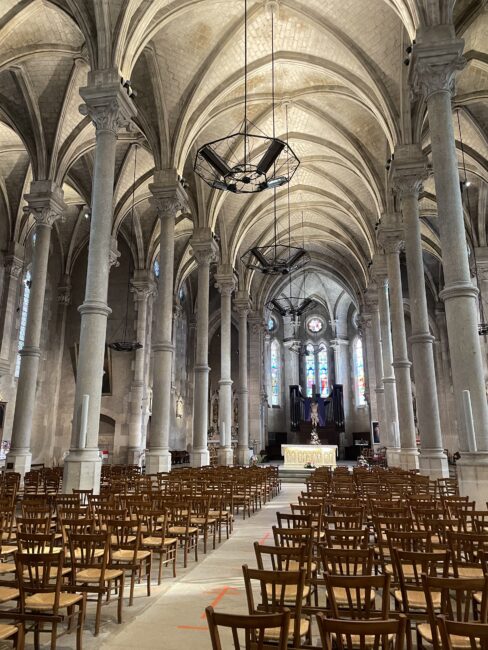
(200, 586), (239, 619)
(258, 531), (271, 544)
(177, 625), (208, 631)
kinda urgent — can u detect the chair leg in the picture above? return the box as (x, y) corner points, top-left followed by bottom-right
(76, 601), (85, 650)
(118, 575), (124, 623)
(158, 553), (163, 585)
(95, 592), (103, 636)
(146, 558), (151, 597)
(34, 623), (40, 650)
(50, 622), (57, 650)
(129, 570), (136, 606)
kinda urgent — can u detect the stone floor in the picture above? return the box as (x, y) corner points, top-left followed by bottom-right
(18, 483), (302, 649)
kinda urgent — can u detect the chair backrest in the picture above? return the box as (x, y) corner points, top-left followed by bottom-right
(447, 531), (488, 577)
(242, 564), (306, 649)
(68, 531), (109, 582)
(323, 515), (364, 530)
(16, 531), (56, 554)
(16, 515), (51, 535)
(254, 542), (307, 573)
(437, 616), (488, 649)
(422, 574), (488, 650)
(320, 546), (374, 576)
(316, 612), (407, 650)
(324, 573), (391, 620)
(392, 548), (450, 614)
(15, 551), (64, 614)
(324, 528), (369, 549)
(206, 606), (290, 650)
(276, 512), (312, 529)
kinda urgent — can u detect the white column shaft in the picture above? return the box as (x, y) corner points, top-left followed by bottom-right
(371, 307), (386, 430)
(217, 280), (234, 466)
(378, 280), (400, 453)
(237, 309), (249, 463)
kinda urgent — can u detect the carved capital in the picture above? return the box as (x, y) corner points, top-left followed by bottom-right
(109, 236), (121, 268)
(190, 228), (219, 266)
(57, 276), (71, 306)
(24, 180), (66, 228)
(410, 37), (465, 100)
(390, 144), (429, 200)
(234, 289), (251, 316)
(149, 169), (188, 220)
(79, 68), (136, 135)
(4, 253), (24, 279)
(376, 214), (404, 254)
(215, 266), (235, 296)
(357, 313), (373, 330)
(131, 272), (156, 301)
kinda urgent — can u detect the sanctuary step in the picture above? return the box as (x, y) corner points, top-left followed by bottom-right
(278, 466), (315, 483)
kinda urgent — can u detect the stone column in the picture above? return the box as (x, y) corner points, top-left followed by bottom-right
(0, 244), (24, 374)
(7, 181), (65, 477)
(377, 218), (419, 470)
(141, 290), (155, 454)
(127, 271), (155, 465)
(235, 290), (250, 465)
(364, 288), (386, 435)
(411, 33), (488, 499)
(331, 337), (351, 456)
(215, 266), (235, 466)
(283, 315), (300, 440)
(475, 248), (488, 382)
(248, 312), (266, 451)
(146, 171), (187, 474)
(392, 145), (448, 478)
(372, 256), (400, 465)
(190, 229), (218, 467)
(63, 69), (135, 493)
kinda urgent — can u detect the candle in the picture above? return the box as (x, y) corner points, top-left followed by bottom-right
(79, 394), (89, 449)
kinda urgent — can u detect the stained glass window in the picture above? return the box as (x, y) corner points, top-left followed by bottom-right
(153, 259), (160, 278)
(318, 344), (328, 397)
(305, 343), (315, 397)
(268, 316), (276, 332)
(307, 317), (323, 333)
(15, 270), (31, 378)
(270, 339), (280, 406)
(354, 337), (366, 406)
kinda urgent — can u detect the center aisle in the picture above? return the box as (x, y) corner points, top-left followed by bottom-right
(100, 483), (303, 650)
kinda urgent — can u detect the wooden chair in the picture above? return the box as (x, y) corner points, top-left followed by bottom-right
(166, 501), (198, 568)
(322, 573), (391, 620)
(320, 546), (375, 577)
(190, 496), (217, 554)
(206, 606), (291, 650)
(324, 528), (369, 550)
(242, 564), (310, 647)
(68, 531), (124, 636)
(138, 508), (178, 583)
(108, 519), (151, 606)
(447, 531), (488, 578)
(418, 574), (488, 650)
(316, 612), (407, 650)
(15, 551), (85, 650)
(437, 615), (488, 649)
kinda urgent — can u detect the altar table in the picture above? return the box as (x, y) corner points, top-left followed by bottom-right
(281, 444), (338, 468)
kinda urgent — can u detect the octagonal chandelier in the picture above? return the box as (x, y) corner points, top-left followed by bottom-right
(194, 0), (299, 194)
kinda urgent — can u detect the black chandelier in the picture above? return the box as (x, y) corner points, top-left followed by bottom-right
(194, 0), (299, 194)
(456, 110), (487, 336)
(241, 101), (308, 275)
(265, 209), (315, 315)
(108, 145), (143, 353)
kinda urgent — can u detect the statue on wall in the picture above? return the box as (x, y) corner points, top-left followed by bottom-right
(175, 394), (183, 419)
(310, 399), (319, 429)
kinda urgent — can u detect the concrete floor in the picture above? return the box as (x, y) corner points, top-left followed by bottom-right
(21, 483), (303, 650)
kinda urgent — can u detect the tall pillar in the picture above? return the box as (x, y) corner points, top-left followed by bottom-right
(146, 171), (187, 474)
(7, 181), (65, 477)
(364, 288), (386, 436)
(392, 145), (448, 478)
(234, 291), (250, 465)
(127, 271), (155, 465)
(0, 244), (24, 374)
(411, 32), (488, 499)
(190, 229), (218, 467)
(63, 69), (135, 493)
(331, 338), (351, 457)
(378, 218), (419, 470)
(140, 290), (155, 454)
(372, 256), (400, 465)
(475, 248), (488, 383)
(215, 267), (235, 466)
(283, 315), (300, 441)
(434, 303), (458, 453)
(248, 312), (266, 451)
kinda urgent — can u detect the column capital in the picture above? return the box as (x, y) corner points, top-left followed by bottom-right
(331, 337), (349, 349)
(376, 214), (404, 254)
(248, 310), (266, 336)
(234, 290), (251, 316)
(57, 277), (72, 306)
(4, 243), (24, 278)
(475, 247), (488, 281)
(24, 180), (66, 228)
(363, 286), (379, 310)
(370, 254), (389, 287)
(190, 228), (219, 266)
(149, 169), (188, 218)
(357, 312), (373, 330)
(215, 265), (236, 296)
(409, 35), (465, 100)
(131, 270), (157, 301)
(79, 68), (136, 134)
(109, 236), (121, 268)
(390, 144), (429, 199)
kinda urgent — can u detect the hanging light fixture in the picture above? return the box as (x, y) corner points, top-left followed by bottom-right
(108, 145), (143, 353)
(194, 0), (299, 193)
(265, 207), (315, 315)
(456, 110), (487, 336)
(241, 97), (308, 275)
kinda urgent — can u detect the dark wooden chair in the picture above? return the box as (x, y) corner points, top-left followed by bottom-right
(206, 605), (290, 650)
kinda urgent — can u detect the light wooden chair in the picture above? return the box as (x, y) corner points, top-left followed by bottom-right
(206, 606), (290, 650)
(316, 612), (407, 650)
(436, 615), (488, 649)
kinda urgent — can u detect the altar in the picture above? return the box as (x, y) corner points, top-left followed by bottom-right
(281, 444), (338, 468)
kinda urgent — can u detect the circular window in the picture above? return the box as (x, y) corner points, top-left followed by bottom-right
(268, 316), (276, 332)
(307, 317), (323, 334)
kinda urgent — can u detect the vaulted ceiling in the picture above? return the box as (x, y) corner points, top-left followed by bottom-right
(0, 0), (486, 314)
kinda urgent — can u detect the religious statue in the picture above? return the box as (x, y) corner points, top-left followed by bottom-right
(175, 394), (183, 419)
(310, 400), (319, 429)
